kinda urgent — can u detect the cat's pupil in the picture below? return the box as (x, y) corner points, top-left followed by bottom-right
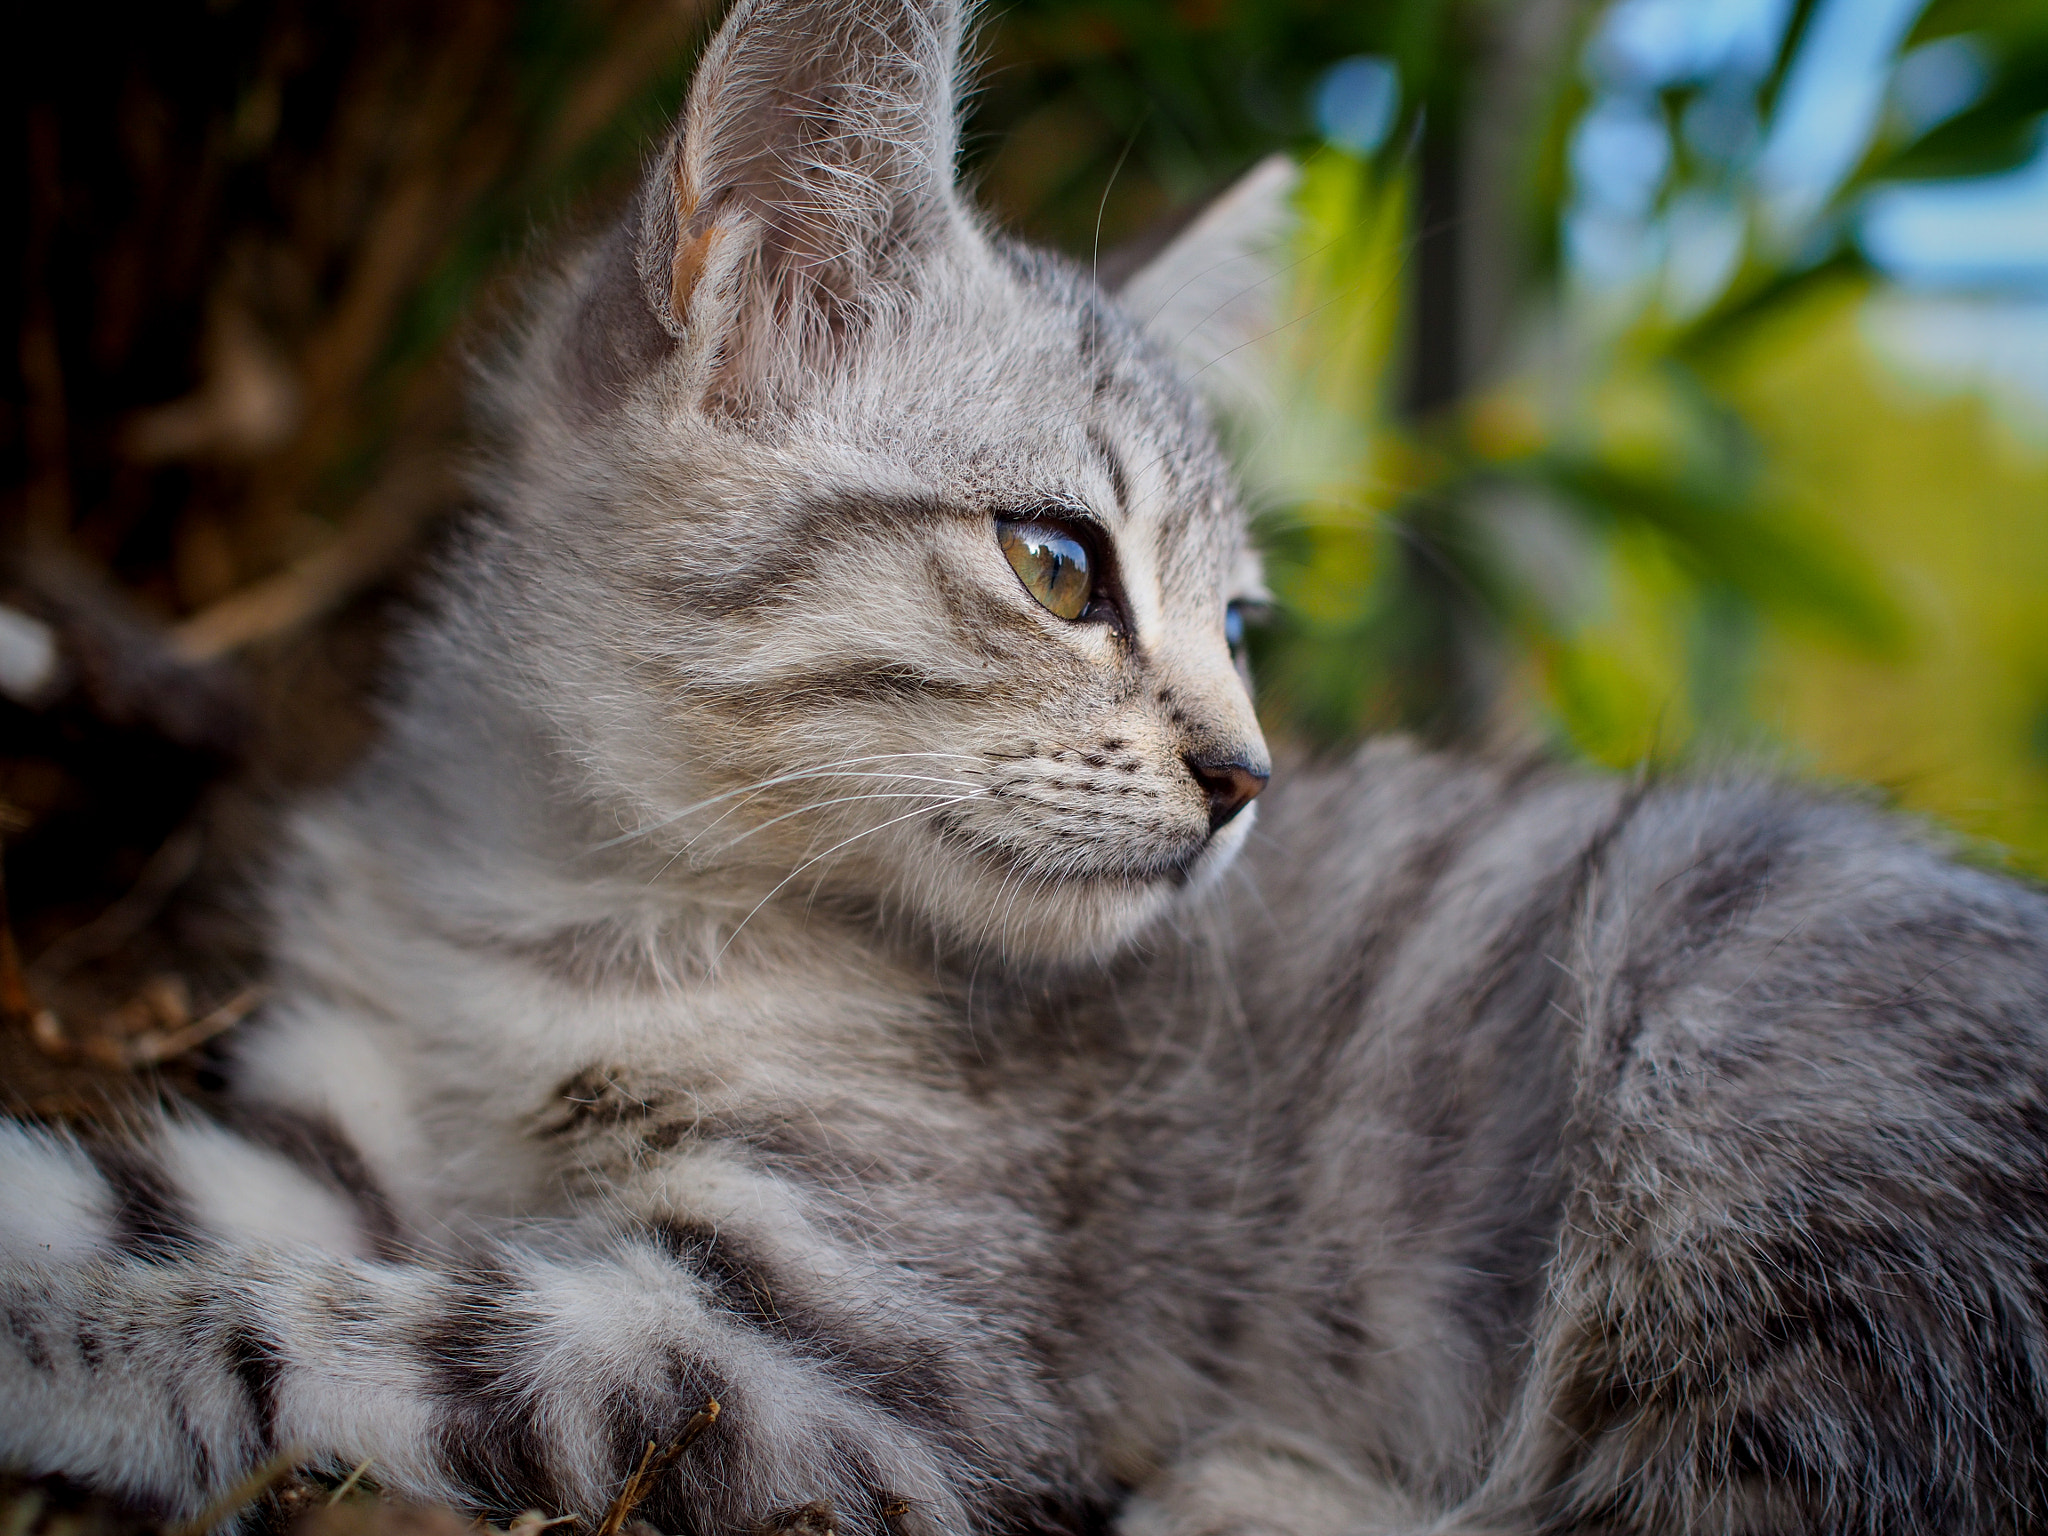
(1225, 603), (1246, 654)
(997, 517), (1093, 622)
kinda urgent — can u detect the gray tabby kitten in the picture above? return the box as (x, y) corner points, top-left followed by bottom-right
(6, 2), (2048, 1533)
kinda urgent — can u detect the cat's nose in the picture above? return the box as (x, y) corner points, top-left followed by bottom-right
(1186, 751), (1269, 831)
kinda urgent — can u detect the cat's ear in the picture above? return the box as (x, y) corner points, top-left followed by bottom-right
(1112, 155), (1301, 426)
(624, 0), (966, 415)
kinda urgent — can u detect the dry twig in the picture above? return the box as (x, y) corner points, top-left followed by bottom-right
(326, 1460), (376, 1509)
(0, 863), (57, 1052)
(171, 456), (454, 661)
(163, 1447), (305, 1536)
(593, 1400), (720, 1536)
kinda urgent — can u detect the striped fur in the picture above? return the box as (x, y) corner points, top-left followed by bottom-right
(7, 2), (2048, 1532)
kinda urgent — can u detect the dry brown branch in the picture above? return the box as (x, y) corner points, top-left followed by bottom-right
(0, 861), (53, 1046)
(26, 827), (205, 986)
(20, 107), (71, 549)
(118, 984), (265, 1068)
(290, 3), (508, 439)
(25, 981), (263, 1073)
(172, 453), (455, 661)
(593, 1400), (720, 1536)
(216, 4), (513, 585)
(122, 299), (303, 464)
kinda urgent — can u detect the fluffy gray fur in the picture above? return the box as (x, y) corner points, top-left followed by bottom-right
(5, 2), (2048, 1533)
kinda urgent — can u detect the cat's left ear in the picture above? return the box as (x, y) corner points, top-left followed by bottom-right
(1112, 155), (1301, 426)
(632, 0), (967, 416)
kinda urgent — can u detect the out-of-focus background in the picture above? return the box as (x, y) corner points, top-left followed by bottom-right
(2, 0), (2045, 1097)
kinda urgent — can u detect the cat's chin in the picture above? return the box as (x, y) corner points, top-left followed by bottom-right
(922, 806), (1257, 966)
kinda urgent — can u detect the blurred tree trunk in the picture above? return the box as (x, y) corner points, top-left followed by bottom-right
(1391, 0), (1585, 741)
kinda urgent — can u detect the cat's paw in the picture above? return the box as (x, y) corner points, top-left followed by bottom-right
(588, 1374), (978, 1536)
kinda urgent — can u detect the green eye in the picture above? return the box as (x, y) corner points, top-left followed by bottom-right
(996, 517), (1093, 621)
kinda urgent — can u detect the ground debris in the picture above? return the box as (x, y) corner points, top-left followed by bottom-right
(293, 1497), (477, 1536)
(0, 1472), (603, 1536)
(26, 977), (263, 1073)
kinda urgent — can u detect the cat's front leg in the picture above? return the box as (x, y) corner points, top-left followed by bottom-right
(0, 1122), (1011, 1534)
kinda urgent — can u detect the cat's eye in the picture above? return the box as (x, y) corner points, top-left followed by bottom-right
(1225, 600), (1266, 658)
(997, 517), (1094, 622)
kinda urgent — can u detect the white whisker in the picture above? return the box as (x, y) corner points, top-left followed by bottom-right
(670, 771), (987, 861)
(681, 783), (986, 861)
(711, 793), (988, 966)
(589, 753), (984, 852)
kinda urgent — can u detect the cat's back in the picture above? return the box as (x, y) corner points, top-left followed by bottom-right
(1144, 741), (2048, 1517)
(1220, 737), (2048, 1222)
(1230, 737), (2048, 1077)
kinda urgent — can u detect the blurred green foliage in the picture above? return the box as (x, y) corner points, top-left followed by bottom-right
(13, 0), (2048, 891)
(966, 0), (2048, 870)
(381, 0), (2043, 867)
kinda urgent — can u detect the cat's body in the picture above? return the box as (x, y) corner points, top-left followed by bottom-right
(6, 1), (2048, 1532)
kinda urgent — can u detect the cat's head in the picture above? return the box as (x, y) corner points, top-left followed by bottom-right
(472, 0), (1293, 964)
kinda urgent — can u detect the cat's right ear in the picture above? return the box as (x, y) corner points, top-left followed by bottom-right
(577, 0), (967, 420)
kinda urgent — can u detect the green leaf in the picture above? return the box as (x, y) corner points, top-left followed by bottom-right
(1908, 0), (2048, 50)
(1856, 36), (2048, 185)
(1671, 250), (1873, 364)
(1517, 454), (1909, 655)
(1877, 101), (2048, 182)
(1759, 0), (1827, 121)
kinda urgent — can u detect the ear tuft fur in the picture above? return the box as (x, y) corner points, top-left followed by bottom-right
(668, 222), (724, 331)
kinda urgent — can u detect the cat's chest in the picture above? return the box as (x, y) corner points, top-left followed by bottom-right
(266, 857), (1089, 1236)
(439, 950), (1067, 1223)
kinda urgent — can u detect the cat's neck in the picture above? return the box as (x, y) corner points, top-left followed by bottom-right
(287, 626), (917, 1003)
(258, 671), (986, 1223)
